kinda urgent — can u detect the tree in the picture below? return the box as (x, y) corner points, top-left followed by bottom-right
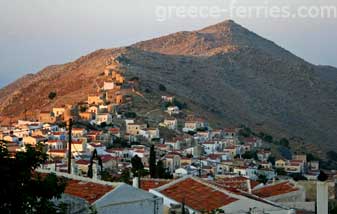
(275, 167), (287, 176)
(242, 151), (258, 160)
(238, 126), (252, 137)
(48, 91), (57, 100)
(257, 174), (268, 184)
(158, 84), (166, 91)
(149, 145), (156, 178)
(263, 135), (273, 143)
(119, 168), (131, 184)
(131, 155), (144, 176)
(0, 142), (66, 214)
(279, 138), (289, 148)
(156, 160), (170, 179)
(327, 150), (337, 162)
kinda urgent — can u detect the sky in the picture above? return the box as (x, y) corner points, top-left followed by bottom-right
(0, 0), (337, 87)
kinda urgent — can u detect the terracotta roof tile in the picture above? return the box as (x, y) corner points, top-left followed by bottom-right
(140, 179), (172, 191)
(253, 181), (298, 198)
(160, 178), (238, 212)
(64, 179), (114, 204)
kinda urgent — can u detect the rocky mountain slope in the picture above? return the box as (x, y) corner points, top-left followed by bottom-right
(1, 20), (337, 150)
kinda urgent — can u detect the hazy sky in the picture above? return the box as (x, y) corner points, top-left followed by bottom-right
(1, 0), (337, 87)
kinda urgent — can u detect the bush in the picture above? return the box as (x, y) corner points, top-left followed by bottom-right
(279, 138), (290, 148)
(48, 91), (57, 100)
(124, 112), (137, 118)
(158, 84), (166, 91)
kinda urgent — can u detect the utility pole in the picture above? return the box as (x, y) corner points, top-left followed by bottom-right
(67, 118), (73, 174)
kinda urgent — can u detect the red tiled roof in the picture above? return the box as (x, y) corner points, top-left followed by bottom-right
(160, 178), (238, 212)
(100, 155), (114, 163)
(76, 159), (90, 165)
(211, 176), (260, 192)
(64, 179), (114, 204)
(224, 128), (237, 132)
(140, 179), (171, 191)
(253, 181), (299, 198)
(48, 149), (66, 153)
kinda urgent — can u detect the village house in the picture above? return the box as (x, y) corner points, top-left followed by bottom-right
(149, 176), (294, 214)
(161, 95), (175, 103)
(183, 118), (207, 132)
(223, 145), (238, 158)
(103, 81), (115, 90)
(253, 181), (306, 204)
(115, 73), (125, 84)
(72, 128), (87, 138)
(88, 105), (99, 114)
(87, 95), (104, 105)
(46, 140), (65, 150)
(108, 127), (121, 138)
(100, 154), (115, 170)
(275, 159), (287, 168)
(162, 118), (178, 130)
(47, 149), (67, 158)
(166, 106), (180, 116)
(224, 128), (238, 137)
(126, 123), (147, 135)
(203, 141), (220, 154)
(75, 159), (90, 175)
(165, 138), (184, 150)
(23, 135), (47, 146)
(68, 139), (86, 153)
(164, 153), (181, 173)
(52, 107), (66, 118)
(292, 154), (307, 164)
(285, 160), (305, 174)
(257, 150), (272, 161)
(38, 111), (57, 123)
(3, 134), (19, 143)
(139, 128), (160, 140)
(37, 169), (163, 214)
(87, 142), (106, 155)
(79, 112), (95, 121)
(95, 113), (112, 125)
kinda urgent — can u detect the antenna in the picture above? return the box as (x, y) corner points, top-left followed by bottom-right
(67, 118), (73, 174)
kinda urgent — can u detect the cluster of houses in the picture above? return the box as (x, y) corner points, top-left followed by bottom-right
(1, 57), (336, 214)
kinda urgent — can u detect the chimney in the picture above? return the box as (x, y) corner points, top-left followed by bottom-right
(133, 177), (139, 188)
(246, 179), (252, 194)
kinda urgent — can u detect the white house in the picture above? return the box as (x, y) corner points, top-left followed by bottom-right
(103, 81), (115, 90)
(149, 176), (294, 214)
(95, 113), (112, 125)
(163, 118), (178, 130)
(37, 169), (163, 214)
(166, 106), (180, 115)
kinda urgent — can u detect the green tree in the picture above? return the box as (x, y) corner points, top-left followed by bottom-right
(257, 174), (268, 184)
(279, 138), (289, 148)
(131, 155), (144, 176)
(149, 145), (156, 178)
(48, 91), (57, 100)
(156, 160), (165, 178)
(275, 168), (287, 176)
(158, 84), (166, 91)
(238, 126), (252, 137)
(0, 142), (66, 214)
(263, 135), (273, 143)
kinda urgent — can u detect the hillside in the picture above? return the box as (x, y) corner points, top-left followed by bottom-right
(1, 20), (337, 150)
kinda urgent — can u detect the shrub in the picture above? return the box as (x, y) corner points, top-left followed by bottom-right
(48, 91), (57, 100)
(158, 84), (166, 91)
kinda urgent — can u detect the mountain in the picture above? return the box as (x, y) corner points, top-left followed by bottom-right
(1, 20), (337, 151)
